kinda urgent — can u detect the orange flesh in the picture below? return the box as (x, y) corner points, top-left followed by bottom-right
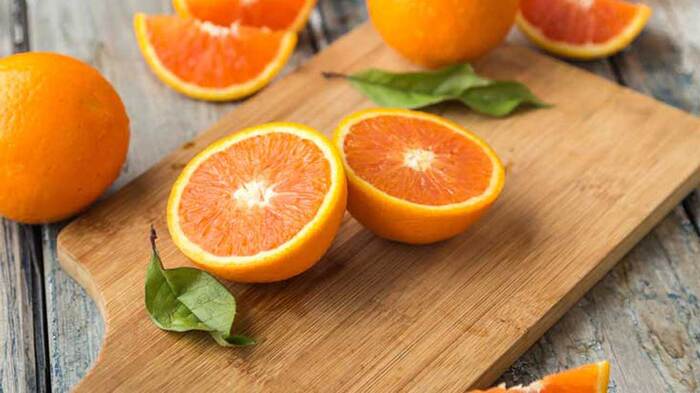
(344, 115), (493, 206)
(469, 362), (608, 393)
(144, 15), (287, 88)
(178, 133), (331, 257)
(182, 0), (309, 29)
(520, 0), (641, 44)
(540, 362), (607, 393)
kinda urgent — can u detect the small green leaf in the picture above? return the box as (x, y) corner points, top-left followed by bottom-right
(145, 227), (254, 347)
(324, 64), (549, 117)
(458, 81), (551, 117)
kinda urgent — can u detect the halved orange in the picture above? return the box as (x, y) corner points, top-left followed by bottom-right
(173, 0), (316, 31)
(470, 361), (610, 392)
(167, 123), (347, 282)
(134, 13), (297, 101)
(333, 108), (505, 244)
(517, 0), (652, 60)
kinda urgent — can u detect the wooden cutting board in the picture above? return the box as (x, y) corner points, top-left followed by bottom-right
(58, 23), (700, 392)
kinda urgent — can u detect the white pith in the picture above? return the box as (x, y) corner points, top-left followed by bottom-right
(403, 148), (435, 172)
(233, 180), (276, 209)
(197, 20), (242, 37)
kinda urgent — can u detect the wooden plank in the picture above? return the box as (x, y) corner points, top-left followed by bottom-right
(0, 220), (42, 393)
(610, 0), (700, 228)
(0, 1), (48, 392)
(26, 0), (318, 391)
(55, 25), (700, 391)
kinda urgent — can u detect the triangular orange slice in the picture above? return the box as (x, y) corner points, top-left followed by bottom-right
(134, 13), (296, 101)
(172, 0), (316, 31)
(470, 361), (610, 392)
(517, 0), (652, 60)
(167, 123), (347, 283)
(334, 108), (505, 244)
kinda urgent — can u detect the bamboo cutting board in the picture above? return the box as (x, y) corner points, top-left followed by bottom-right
(58, 23), (700, 392)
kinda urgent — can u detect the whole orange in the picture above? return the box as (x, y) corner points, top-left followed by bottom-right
(0, 52), (130, 223)
(367, 0), (519, 67)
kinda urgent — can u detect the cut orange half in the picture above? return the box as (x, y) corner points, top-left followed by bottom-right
(470, 361), (610, 392)
(134, 13), (297, 101)
(167, 123), (347, 283)
(517, 0), (652, 60)
(173, 0), (316, 31)
(333, 108), (505, 245)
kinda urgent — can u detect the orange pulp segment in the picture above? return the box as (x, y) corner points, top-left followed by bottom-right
(470, 361), (610, 393)
(134, 13), (296, 101)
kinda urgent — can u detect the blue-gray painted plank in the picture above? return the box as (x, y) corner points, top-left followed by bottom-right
(0, 1), (48, 392)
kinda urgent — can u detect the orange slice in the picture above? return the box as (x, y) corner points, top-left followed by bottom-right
(470, 361), (610, 392)
(517, 0), (652, 60)
(167, 123), (347, 282)
(173, 0), (316, 31)
(134, 13), (297, 101)
(333, 108), (505, 244)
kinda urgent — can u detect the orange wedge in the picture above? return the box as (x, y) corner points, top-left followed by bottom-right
(517, 0), (652, 60)
(470, 361), (610, 392)
(173, 0), (316, 31)
(134, 13), (296, 101)
(333, 108), (505, 244)
(167, 123), (347, 282)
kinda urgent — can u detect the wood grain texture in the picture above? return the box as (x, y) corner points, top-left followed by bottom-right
(25, 0), (317, 390)
(0, 220), (42, 393)
(610, 0), (700, 229)
(56, 24), (700, 391)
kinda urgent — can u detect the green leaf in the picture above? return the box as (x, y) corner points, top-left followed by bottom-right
(325, 64), (549, 117)
(145, 228), (255, 347)
(340, 64), (489, 109)
(458, 81), (551, 117)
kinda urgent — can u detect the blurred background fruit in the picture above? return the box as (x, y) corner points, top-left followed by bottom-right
(366, 0), (519, 68)
(133, 13), (297, 101)
(173, 0), (316, 31)
(517, 0), (652, 60)
(0, 52), (129, 223)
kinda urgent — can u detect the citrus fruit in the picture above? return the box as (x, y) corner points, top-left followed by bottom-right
(173, 0), (316, 31)
(167, 123), (347, 283)
(366, 0), (519, 68)
(517, 0), (652, 60)
(333, 108), (505, 244)
(470, 361), (610, 392)
(133, 13), (297, 101)
(0, 52), (129, 224)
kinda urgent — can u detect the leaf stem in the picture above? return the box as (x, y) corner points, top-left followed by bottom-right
(321, 71), (348, 80)
(150, 225), (158, 253)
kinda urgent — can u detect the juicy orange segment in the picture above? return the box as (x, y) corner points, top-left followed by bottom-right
(134, 13), (297, 101)
(469, 361), (610, 393)
(168, 123), (347, 282)
(334, 108), (505, 244)
(344, 115), (494, 206)
(173, 0), (317, 31)
(517, 0), (651, 60)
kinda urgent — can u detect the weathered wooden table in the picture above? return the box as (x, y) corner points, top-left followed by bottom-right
(1, 1), (699, 392)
